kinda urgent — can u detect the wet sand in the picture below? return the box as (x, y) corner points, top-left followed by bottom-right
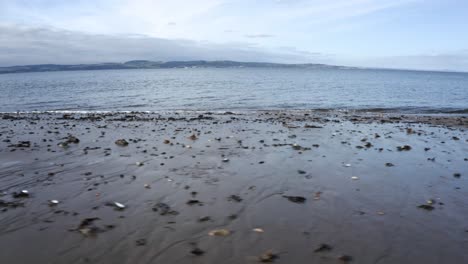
(0, 111), (467, 264)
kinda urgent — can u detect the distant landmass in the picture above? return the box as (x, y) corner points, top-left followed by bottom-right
(0, 60), (353, 74)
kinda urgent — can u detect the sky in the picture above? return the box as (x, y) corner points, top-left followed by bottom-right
(0, 0), (467, 71)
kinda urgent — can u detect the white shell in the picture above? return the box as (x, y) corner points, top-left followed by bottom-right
(114, 202), (126, 209)
(351, 176), (359, 180)
(253, 228), (264, 233)
(50, 199), (59, 204)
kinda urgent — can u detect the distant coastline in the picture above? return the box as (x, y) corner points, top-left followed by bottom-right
(0, 60), (351, 74)
(1, 60), (467, 75)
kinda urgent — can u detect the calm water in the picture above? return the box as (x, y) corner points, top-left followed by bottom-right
(0, 68), (467, 113)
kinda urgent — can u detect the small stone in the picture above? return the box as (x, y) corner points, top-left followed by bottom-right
(418, 204), (434, 211)
(258, 250), (279, 262)
(338, 255), (353, 263)
(283, 195), (306, 203)
(397, 145), (412, 151)
(13, 190), (29, 198)
(66, 135), (80, 144)
(58, 142), (69, 148)
(314, 243), (333, 252)
(198, 216), (211, 222)
(115, 139), (129, 146)
(208, 229), (230, 236)
(191, 247), (205, 256)
(228, 195), (242, 202)
(186, 199), (202, 205)
(135, 239), (147, 246)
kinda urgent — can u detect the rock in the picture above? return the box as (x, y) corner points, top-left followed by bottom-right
(12, 190), (29, 198)
(283, 195), (306, 203)
(135, 239), (147, 246)
(228, 195), (243, 202)
(9, 141), (31, 148)
(397, 145), (412, 151)
(258, 250), (279, 262)
(304, 124), (323, 128)
(152, 203), (178, 215)
(115, 139), (129, 146)
(338, 255), (353, 263)
(190, 248), (205, 256)
(186, 199), (202, 206)
(58, 142), (69, 148)
(208, 229), (230, 236)
(66, 135), (80, 144)
(76, 217), (104, 237)
(314, 243), (333, 252)
(0, 199), (24, 208)
(418, 204), (435, 211)
(198, 216), (211, 222)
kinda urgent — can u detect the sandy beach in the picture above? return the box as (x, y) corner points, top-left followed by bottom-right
(0, 111), (467, 264)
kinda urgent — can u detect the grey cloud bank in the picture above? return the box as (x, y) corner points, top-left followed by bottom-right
(1, 24), (467, 72)
(0, 25), (325, 67)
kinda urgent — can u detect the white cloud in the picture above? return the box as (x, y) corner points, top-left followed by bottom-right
(1, 0), (467, 71)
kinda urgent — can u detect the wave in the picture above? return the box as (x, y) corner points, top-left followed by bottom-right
(1, 106), (467, 115)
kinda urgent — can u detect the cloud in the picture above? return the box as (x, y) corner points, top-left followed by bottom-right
(244, 34), (275, 39)
(2, 0), (467, 71)
(0, 24), (328, 66)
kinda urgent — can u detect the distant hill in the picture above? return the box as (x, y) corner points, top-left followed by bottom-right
(0, 60), (349, 74)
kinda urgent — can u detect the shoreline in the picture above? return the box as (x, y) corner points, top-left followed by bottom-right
(0, 111), (467, 263)
(1, 107), (468, 115)
(2, 110), (467, 128)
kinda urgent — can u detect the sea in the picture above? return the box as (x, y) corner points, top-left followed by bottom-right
(0, 67), (467, 113)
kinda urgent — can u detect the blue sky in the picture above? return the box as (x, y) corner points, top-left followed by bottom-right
(1, 0), (467, 71)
